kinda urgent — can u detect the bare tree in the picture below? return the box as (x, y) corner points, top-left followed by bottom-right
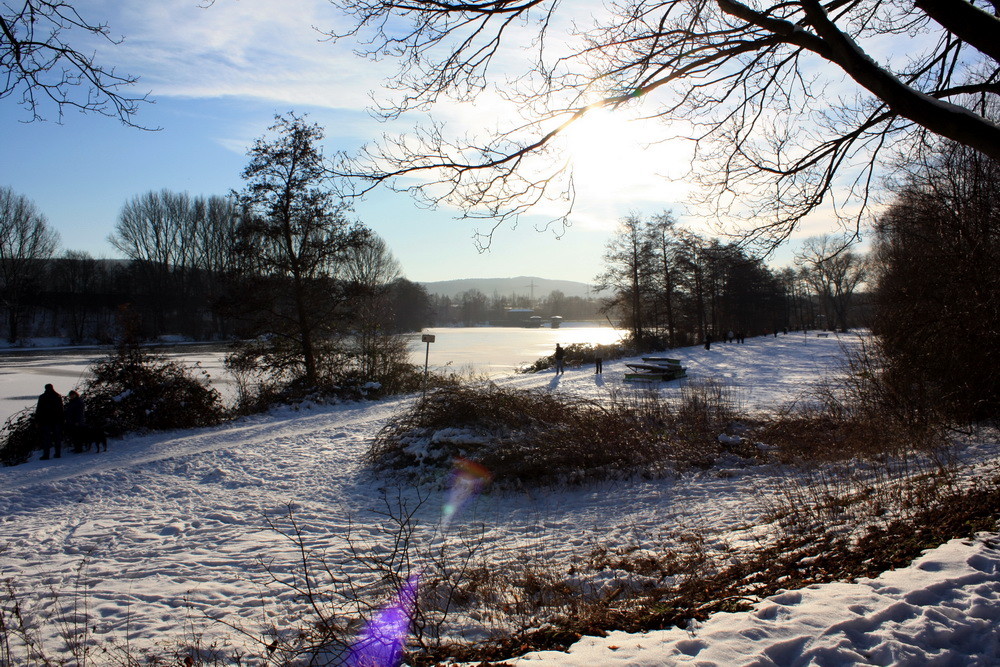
(595, 214), (654, 343)
(1, 1), (148, 125)
(326, 0), (1000, 248)
(873, 138), (1000, 419)
(50, 249), (103, 343)
(647, 212), (681, 347)
(795, 235), (869, 332)
(341, 231), (401, 288)
(110, 190), (187, 269)
(109, 189), (193, 333)
(235, 113), (365, 385)
(341, 232), (411, 382)
(189, 195), (244, 337)
(0, 186), (59, 342)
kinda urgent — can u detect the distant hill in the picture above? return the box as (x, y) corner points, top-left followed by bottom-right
(419, 276), (595, 300)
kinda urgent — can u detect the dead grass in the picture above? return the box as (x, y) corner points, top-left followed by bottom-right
(367, 381), (752, 487)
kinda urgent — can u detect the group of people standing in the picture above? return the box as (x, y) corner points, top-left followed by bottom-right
(553, 344), (602, 375)
(705, 330), (747, 350)
(35, 384), (87, 460)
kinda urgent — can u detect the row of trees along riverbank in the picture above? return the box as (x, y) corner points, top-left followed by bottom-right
(595, 212), (870, 349)
(0, 115), (433, 356)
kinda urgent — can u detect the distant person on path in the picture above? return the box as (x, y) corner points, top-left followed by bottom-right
(35, 384), (64, 460)
(65, 390), (85, 452)
(595, 356), (603, 374)
(554, 344), (566, 374)
(704, 334), (712, 351)
(727, 330), (734, 343)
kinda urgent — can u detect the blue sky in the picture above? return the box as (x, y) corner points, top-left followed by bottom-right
(0, 0), (811, 284)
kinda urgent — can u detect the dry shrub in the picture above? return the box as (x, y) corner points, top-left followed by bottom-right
(1, 340), (225, 464)
(0, 408), (37, 466)
(367, 381), (754, 487)
(85, 343), (225, 436)
(758, 339), (949, 464)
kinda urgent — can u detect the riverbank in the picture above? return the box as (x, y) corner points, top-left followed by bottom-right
(0, 325), (630, 424)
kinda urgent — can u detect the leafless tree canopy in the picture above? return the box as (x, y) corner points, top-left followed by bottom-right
(327, 0), (1000, 248)
(0, 0), (148, 125)
(795, 234), (868, 332)
(0, 186), (59, 341)
(872, 139), (1000, 419)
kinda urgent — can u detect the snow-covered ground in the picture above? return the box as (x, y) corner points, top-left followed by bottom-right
(1, 332), (998, 665)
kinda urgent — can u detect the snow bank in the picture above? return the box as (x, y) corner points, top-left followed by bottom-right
(506, 536), (1000, 665)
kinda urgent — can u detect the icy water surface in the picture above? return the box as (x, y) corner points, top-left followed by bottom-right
(0, 324), (625, 422)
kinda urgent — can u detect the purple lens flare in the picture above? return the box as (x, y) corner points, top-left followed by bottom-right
(346, 458), (493, 666)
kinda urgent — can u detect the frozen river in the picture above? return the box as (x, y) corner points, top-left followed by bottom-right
(0, 323), (624, 425)
(410, 323), (624, 375)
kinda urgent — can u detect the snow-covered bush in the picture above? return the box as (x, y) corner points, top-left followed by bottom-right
(368, 382), (755, 486)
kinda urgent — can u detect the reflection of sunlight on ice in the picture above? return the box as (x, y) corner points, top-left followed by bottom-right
(409, 325), (627, 376)
(561, 326), (624, 347)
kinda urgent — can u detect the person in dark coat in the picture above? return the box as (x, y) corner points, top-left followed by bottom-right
(65, 390), (85, 452)
(554, 343), (566, 374)
(704, 333), (712, 351)
(36, 384), (64, 460)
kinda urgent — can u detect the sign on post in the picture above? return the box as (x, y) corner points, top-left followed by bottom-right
(421, 334), (435, 402)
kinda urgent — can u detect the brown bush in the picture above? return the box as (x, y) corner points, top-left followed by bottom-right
(367, 381), (753, 487)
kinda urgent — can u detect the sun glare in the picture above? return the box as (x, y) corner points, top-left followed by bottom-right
(554, 106), (692, 227)
(561, 108), (641, 180)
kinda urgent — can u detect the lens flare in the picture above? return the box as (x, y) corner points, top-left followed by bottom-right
(441, 457), (493, 531)
(345, 458), (493, 666)
(347, 573), (420, 667)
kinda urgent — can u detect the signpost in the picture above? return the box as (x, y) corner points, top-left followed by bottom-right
(421, 334), (435, 402)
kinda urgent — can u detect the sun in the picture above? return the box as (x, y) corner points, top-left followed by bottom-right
(563, 108), (689, 194)
(560, 107), (641, 181)
(556, 106), (690, 205)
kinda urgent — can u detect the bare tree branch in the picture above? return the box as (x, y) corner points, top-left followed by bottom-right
(0, 1), (151, 127)
(324, 0), (1000, 246)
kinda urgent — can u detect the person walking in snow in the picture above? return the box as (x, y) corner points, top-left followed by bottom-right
(554, 343), (566, 374)
(704, 333), (712, 351)
(595, 355), (603, 374)
(35, 384), (64, 460)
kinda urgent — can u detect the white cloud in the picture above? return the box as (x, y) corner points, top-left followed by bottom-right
(81, 0), (394, 109)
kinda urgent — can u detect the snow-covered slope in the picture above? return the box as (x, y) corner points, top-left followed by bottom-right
(1, 332), (998, 665)
(506, 536), (1000, 665)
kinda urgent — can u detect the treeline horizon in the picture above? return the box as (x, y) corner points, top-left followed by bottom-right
(0, 182), (435, 346)
(0, 254), (435, 345)
(0, 219), (869, 347)
(596, 212), (871, 348)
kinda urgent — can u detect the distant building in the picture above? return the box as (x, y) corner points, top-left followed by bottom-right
(503, 308), (535, 327)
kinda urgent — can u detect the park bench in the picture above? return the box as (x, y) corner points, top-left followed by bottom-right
(624, 357), (687, 382)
